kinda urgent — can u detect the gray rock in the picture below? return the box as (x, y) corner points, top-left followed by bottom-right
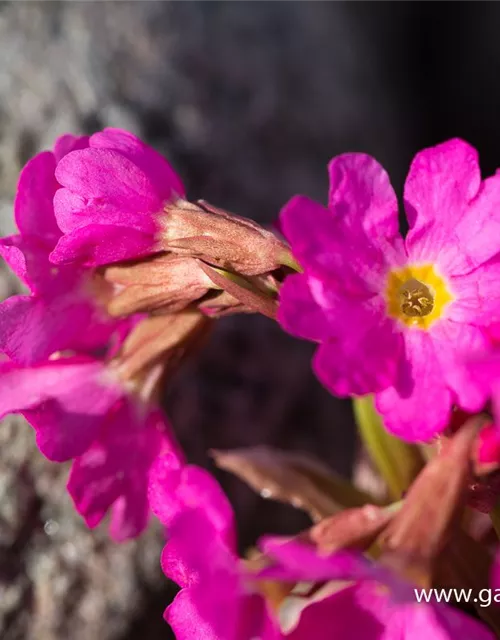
(0, 412), (167, 640)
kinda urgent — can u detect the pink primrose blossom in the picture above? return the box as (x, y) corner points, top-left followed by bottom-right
(149, 457), (394, 639)
(0, 135), (118, 364)
(149, 455), (276, 640)
(50, 128), (185, 266)
(0, 355), (180, 541)
(467, 352), (500, 429)
(279, 140), (500, 440)
(259, 538), (495, 640)
(0, 134), (186, 540)
(465, 352), (500, 467)
(68, 402), (175, 542)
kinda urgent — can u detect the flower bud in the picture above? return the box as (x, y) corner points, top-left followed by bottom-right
(102, 253), (214, 317)
(159, 199), (293, 276)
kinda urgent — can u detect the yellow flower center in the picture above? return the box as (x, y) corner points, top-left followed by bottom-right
(386, 264), (453, 329)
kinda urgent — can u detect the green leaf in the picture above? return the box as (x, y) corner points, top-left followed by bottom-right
(353, 395), (425, 500)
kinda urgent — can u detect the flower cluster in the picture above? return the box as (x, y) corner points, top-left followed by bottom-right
(2, 130), (500, 637)
(0, 128), (292, 542)
(147, 421), (497, 639)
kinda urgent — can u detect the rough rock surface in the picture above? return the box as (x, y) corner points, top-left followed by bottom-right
(2, 1), (498, 638)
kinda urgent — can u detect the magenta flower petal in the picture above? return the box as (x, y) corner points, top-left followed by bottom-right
(149, 458), (234, 546)
(161, 537), (198, 589)
(431, 320), (490, 412)
(89, 128), (185, 201)
(328, 153), (401, 246)
(0, 284), (116, 365)
(466, 352), (500, 423)
(477, 424), (500, 464)
(280, 192), (402, 296)
(0, 296), (57, 364)
(260, 539), (494, 639)
(162, 505), (235, 583)
(280, 197), (404, 397)
(313, 335), (398, 399)
(387, 601), (495, 640)
(277, 273), (331, 342)
(48, 129), (184, 265)
(310, 292), (402, 397)
(449, 172), (500, 274)
(53, 134), (90, 163)
(54, 148), (161, 234)
(287, 583), (386, 640)
(375, 331), (452, 441)
(147, 451), (184, 525)
(405, 139), (500, 275)
(50, 223), (153, 266)
(152, 462), (278, 639)
(166, 588), (221, 640)
(325, 152), (405, 290)
(280, 196), (343, 281)
(167, 588), (272, 640)
(0, 235), (28, 285)
(22, 401), (105, 462)
(1, 235), (67, 298)
(162, 505), (261, 640)
(14, 151), (60, 244)
(0, 234), (119, 363)
(12, 134), (89, 252)
(0, 358), (123, 460)
(260, 539), (375, 584)
(0, 358), (119, 417)
(68, 405), (174, 541)
(404, 139), (481, 265)
(165, 583), (276, 640)
(449, 257), (500, 325)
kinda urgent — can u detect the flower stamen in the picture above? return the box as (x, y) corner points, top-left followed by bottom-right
(399, 279), (434, 318)
(386, 264), (453, 329)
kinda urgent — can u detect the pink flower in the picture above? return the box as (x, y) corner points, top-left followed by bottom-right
(467, 352), (500, 423)
(279, 140), (500, 440)
(0, 133), (186, 541)
(149, 456), (277, 640)
(466, 352), (500, 466)
(49, 128), (292, 278)
(0, 135), (118, 365)
(150, 458), (400, 639)
(68, 403), (174, 541)
(50, 128), (185, 266)
(259, 539), (495, 640)
(0, 355), (180, 541)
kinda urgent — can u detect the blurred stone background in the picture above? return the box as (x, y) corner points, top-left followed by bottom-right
(1, 2), (500, 639)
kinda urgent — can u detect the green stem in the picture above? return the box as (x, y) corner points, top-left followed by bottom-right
(279, 250), (303, 273)
(353, 395), (425, 501)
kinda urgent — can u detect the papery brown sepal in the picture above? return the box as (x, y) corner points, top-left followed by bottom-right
(159, 199), (293, 276)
